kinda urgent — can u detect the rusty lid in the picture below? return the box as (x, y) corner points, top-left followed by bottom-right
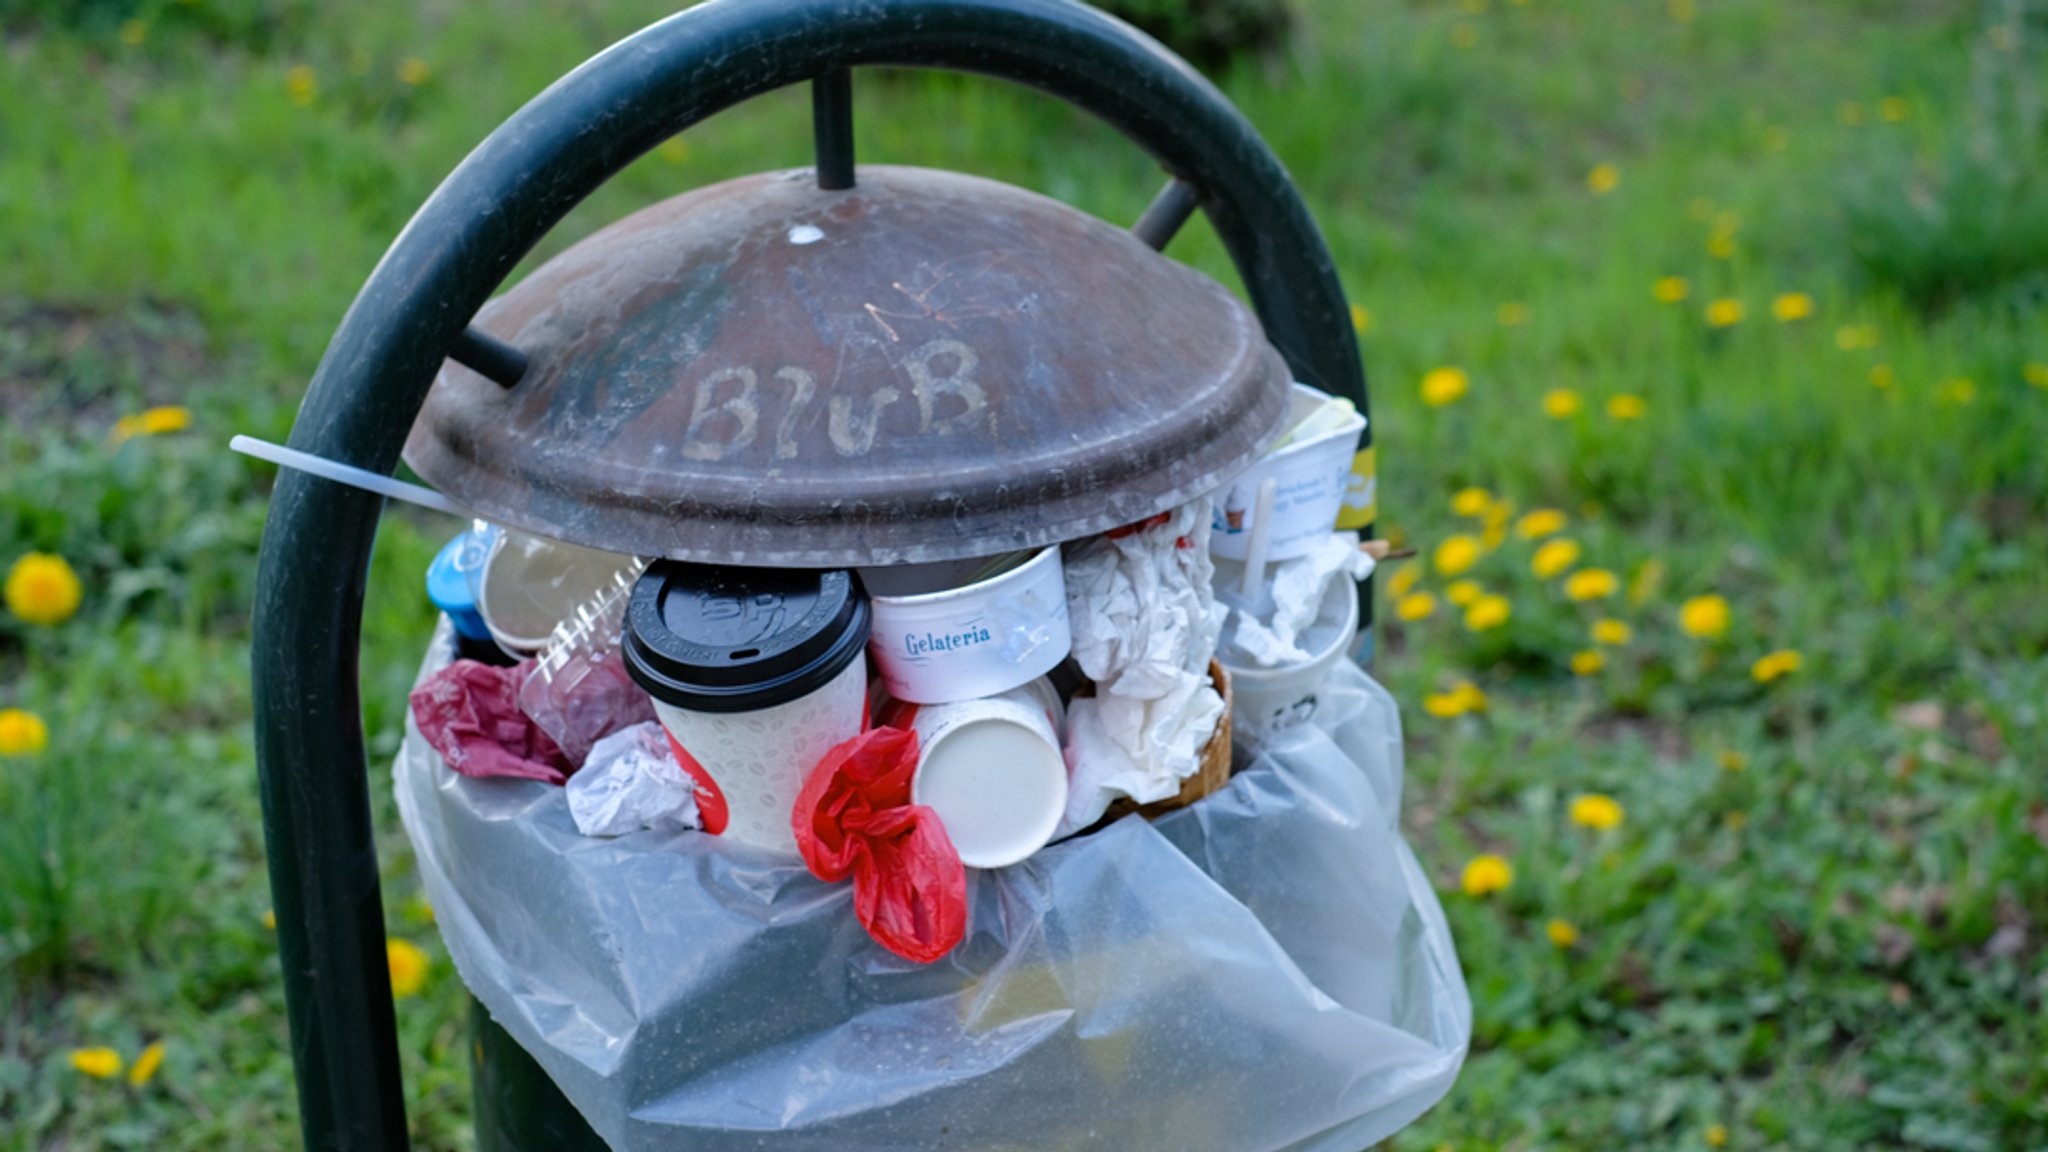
(405, 165), (1290, 566)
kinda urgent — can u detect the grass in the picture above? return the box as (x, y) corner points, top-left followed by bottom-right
(2, 0), (2046, 1149)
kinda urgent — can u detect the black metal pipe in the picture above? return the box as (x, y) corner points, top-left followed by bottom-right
(253, 5), (1370, 1147)
(449, 326), (528, 389)
(813, 68), (855, 190)
(1132, 177), (1200, 251)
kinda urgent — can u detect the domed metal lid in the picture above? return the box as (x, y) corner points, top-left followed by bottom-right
(405, 165), (1291, 566)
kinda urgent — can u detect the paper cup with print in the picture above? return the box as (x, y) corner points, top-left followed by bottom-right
(866, 547), (1072, 706)
(879, 679), (1067, 870)
(1222, 574), (1360, 741)
(623, 561), (871, 855)
(1210, 384), (1367, 564)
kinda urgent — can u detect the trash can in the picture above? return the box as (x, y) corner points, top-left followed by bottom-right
(250, 3), (1459, 1149)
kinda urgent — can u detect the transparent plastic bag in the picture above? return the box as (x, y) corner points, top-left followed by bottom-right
(395, 623), (1469, 1151)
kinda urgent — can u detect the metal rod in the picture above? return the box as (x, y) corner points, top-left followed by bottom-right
(813, 68), (855, 190)
(1131, 177), (1201, 251)
(450, 325), (528, 389)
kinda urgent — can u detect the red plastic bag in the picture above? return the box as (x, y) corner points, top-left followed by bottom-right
(411, 659), (576, 786)
(792, 728), (967, 964)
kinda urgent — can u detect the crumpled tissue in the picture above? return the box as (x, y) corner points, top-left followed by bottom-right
(410, 659), (575, 785)
(566, 721), (700, 837)
(1060, 499), (1227, 831)
(1226, 532), (1376, 668)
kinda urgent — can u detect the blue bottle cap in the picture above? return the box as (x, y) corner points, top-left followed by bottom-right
(427, 531), (494, 642)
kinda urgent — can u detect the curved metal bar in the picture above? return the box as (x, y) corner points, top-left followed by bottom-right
(252, 3), (1366, 1147)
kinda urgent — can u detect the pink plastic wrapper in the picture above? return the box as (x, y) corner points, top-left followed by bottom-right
(517, 648), (655, 767)
(410, 660), (576, 785)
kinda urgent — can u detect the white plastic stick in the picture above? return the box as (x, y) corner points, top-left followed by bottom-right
(1240, 476), (1280, 605)
(230, 435), (468, 518)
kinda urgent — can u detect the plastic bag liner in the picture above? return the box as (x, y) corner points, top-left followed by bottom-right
(395, 623), (1470, 1152)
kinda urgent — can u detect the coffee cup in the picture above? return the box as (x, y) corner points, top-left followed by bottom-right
(863, 546), (1072, 705)
(878, 678), (1067, 869)
(623, 562), (871, 855)
(1220, 572), (1360, 740)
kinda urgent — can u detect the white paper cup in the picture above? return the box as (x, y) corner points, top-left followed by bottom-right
(650, 656), (867, 855)
(866, 546), (1072, 705)
(1210, 384), (1367, 564)
(1222, 574), (1361, 740)
(883, 679), (1067, 869)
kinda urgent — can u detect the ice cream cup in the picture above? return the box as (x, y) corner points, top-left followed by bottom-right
(880, 679), (1067, 869)
(1210, 384), (1367, 564)
(865, 546), (1072, 705)
(478, 528), (639, 657)
(1221, 573), (1361, 740)
(623, 562), (871, 855)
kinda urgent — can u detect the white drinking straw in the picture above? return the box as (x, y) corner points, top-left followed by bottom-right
(230, 434), (468, 518)
(1239, 476), (1280, 607)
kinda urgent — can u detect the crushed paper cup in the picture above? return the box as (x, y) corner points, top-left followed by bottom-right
(866, 546), (1072, 705)
(1211, 384), (1367, 564)
(1222, 571), (1360, 740)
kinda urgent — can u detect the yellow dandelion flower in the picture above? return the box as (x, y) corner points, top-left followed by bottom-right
(656, 137), (690, 164)
(1705, 299), (1744, 327)
(1546, 918), (1580, 948)
(1870, 363), (1895, 389)
(1935, 377), (1977, 406)
(286, 64), (318, 107)
(1712, 209), (1742, 233)
(387, 939), (429, 998)
(1717, 749), (1748, 772)
(1568, 793), (1625, 830)
(1706, 232), (1737, 259)
(1724, 810), (1748, 830)
(1350, 303), (1373, 334)
(2022, 362), (2048, 389)
(1838, 101), (1864, 125)
(262, 909), (277, 930)
(1764, 126), (1790, 152)
(1706, 1123), (1729, 1148)
(1592, 618), (1631, 645)
(1836, 325), (1880, 350)
(1450, 487), (1494, 517)
(1586, 163), (1620, 195)
(1606, 394), (1647, 420)
(1531, 538), (1581, 579)
(1454, 682), (1490, 713)
(1423, 691), (1469, 718)
(1628, 558), (1666, 605)
(5, 552), (83, 626)
(1515, 508), (1567, 539)
(1450, 21), (1478, 48)
(1387, 563), (1422, 600)
(1652, 276), (1690, 304)
(1497, 302), (1532, 327)
(1678, 593), (1730, 639)
(1464, 594), (1511, 631)
(1395, 591), (1437, 621)
(119, 18), (147, 45)
(1481, 501), (1512, 551)
(128, 1041), (165, 1087)
(69, 1048), (123, 1079)
(1542, 388), (1583, 418)
(1564, 568), (1620, 601)
(1421, 367), (1470, 408)
(1434, 534), (1482, 576)
(1445, 579), (1484, 607)
(1570, 649), (1605, 676)
(1461, 854), (1513, 897)
(0, 708), (48, 756)
(1750, 648), (1803, 683)
(1772, 292), (1815, 322)
(1668, 0), (1695, 22)
(1878, 97), (1908, 122)
(397, 57), (431, 86)
(110, 405), (193, 445)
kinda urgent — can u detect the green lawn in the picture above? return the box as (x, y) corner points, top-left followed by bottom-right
(3, 0), (2046, 1149)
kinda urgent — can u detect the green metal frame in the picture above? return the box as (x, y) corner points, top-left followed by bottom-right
(251, 1), (1369, 1147)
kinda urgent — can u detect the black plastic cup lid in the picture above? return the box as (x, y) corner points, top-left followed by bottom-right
(623, 561), (870, 714)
